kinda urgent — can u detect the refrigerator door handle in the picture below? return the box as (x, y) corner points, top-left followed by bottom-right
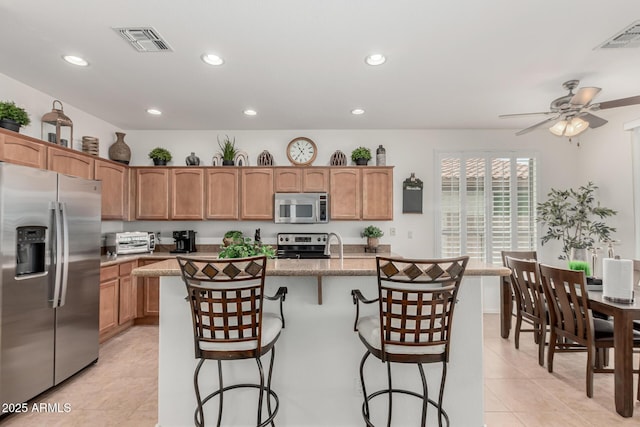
(51, 201), (63, 308)
(59, 202), (70, 307)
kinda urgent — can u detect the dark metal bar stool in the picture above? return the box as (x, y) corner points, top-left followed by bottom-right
(176, 255), (287, 427)
(351, 255), (469, 427)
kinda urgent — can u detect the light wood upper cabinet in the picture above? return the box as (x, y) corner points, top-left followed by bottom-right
(302, 168), (329, 192)
(329, 168), (361, 220)
(274, 168), (302, 192)
(170, 168), (204, 220)
(274, 167), (328, 192)
(135, 168), (170, 220)
(206, 168), (239, 219)
(241, 168), (274, 220)
(94, 159), (128, 220)
(362, 168), (393, 220)
(0, 132), (47, 169)
(47, 146), (94, 179)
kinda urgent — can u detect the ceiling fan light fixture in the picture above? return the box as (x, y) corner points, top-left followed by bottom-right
(549, 120), (567, 136)
(564, 117), (589, 137)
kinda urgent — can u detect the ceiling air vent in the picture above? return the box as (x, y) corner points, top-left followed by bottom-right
(596, 20), (640, 49)
(113, 27), (173, 52)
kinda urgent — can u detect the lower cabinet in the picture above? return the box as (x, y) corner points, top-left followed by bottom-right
(99, 260), (137, 343)
(135, 259), (166, 324)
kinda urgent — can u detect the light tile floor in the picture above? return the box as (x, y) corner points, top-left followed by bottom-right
(3, 315), (640, 426)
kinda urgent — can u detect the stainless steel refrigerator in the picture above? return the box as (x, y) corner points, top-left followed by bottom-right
(0, 162), (101, 405)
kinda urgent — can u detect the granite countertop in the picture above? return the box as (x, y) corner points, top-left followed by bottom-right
(130, 257), (510, 278)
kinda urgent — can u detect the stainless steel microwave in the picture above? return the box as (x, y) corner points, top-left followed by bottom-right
(274, 192), (329, 224)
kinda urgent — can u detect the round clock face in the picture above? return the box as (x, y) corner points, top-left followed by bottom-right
(287, 137), (317, 166)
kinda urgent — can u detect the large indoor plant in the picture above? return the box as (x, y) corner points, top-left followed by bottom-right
(362, 225), (383, 250)
(537, 182), (617, 274)
(0, 101), (31, 132)
(148, 147), (172, 165)
(217, 135), (238, 165)
(351, 146), (372, 166)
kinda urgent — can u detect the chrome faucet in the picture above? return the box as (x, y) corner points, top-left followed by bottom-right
(324, 232), (343, 259)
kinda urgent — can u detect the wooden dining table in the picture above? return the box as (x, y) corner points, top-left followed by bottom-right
(500, 284), (640, 417)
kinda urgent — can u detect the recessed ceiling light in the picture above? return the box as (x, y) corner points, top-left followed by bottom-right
(63, 55), (89, 67)
(146, 108), (162, 116)
(365, 53), (386, 66)
(351, 108), (365, 115)
(243, 109), (257, 116)
(201, 53), (224, 66)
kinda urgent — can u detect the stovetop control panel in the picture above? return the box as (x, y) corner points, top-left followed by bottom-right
(277, 233), (328, 245)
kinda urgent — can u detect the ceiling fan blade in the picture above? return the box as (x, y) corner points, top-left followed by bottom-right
(515, 116), (560, 136)
(499, 112), (554, 118)
(595, 95), (640, 110)
(570, 87), (601, 107)
(579, 112), (608, 129)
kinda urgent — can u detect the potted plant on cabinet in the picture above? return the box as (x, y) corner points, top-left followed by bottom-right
(148, 147), (172, 166)
(537, 182), (617, 276)
(362, 225), (384, 251)
(351, 146), (372, 166)
(218, 135), (238, 166)
(0, 101), (31, 132)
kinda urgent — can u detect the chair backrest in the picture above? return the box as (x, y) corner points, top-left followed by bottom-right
(538, 263), (592, 346)
(176, 255), (267, 358)
(505, 257), (544, 320)
(501, 250), (538, 285)
(375, 256), (469, 361)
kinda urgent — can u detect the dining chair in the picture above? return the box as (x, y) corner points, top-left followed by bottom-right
(500, 251), (537, 338)
(351, 255), (469, 427)
(505, 256), (546, 366)
(176, 255), (288, 427)
(539, 263), (640, 398)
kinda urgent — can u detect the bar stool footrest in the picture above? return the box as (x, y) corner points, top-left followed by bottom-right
(195, 383), (280, 427)
(362, 388), (449, 427)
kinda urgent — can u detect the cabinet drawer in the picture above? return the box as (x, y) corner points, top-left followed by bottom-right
(119, 261), (135, 277)
(100, 265), (119, 282)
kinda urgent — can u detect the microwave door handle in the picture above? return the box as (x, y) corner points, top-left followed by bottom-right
(58, 202), (70, 307)
(50, 202), (63, 308)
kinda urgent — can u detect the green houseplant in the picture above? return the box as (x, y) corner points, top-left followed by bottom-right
(222, 230), (244, 247)
(218, 237), (276, 259)
(0, 101), (31, 132)
(362, 225), (384, 250)
(351, 146), (372, 165)
(217, 135), (238, 165)
(537, 182), (617, 275)
(148, 147), (172, 165)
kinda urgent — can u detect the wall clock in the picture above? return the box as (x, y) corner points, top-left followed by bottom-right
(286, 137), (317, 166)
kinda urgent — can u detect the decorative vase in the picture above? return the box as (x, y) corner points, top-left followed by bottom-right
(0, 118), (20, 132)
(376, 145), (386, 166)
(185, 152), (200, 166)
(355, 158), (369, 166)
(569, 247), (591, 277)
(108, 132), (131, 165)
(367, 237), (379, 250)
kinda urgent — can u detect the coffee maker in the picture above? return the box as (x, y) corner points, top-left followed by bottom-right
(170, 230), (197, 253)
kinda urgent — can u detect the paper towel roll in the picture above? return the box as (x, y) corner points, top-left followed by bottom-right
(602, 258), (634, 303)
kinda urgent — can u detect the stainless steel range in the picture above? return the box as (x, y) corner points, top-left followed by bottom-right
(276, 232), (329, 259)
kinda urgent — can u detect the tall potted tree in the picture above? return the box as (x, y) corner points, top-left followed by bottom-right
(537, 182), (617, 276)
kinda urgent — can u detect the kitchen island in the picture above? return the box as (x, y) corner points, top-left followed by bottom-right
(132, 257), (509, 427)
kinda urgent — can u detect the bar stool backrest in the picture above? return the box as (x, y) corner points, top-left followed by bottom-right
(375, 256), (469, 362)
(176, 255), (268, 358)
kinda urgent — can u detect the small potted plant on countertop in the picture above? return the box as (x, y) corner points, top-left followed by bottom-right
(362, 225), (384, 251)
(218, 135), (238, 166)
(351, 146), (372, 166)
(148, 147), (172, 166)
(0, 101), (31, 132)
(218, 237), (276, 259)
(223, 230), (244, 247)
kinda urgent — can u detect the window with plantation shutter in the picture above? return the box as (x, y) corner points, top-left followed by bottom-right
(437, 152), (537, 264)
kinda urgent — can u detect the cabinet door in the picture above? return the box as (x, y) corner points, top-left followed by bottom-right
(135, 168), (170, 220)
(362, 168), (393, 220)
(206, 168), (239, 219)
(94, 159), (128, 220)
(118, 261), (136, 324)
(99, 279), (119, 335)
(171, 168), (204, 220)
(241, 168), (274, 220)
(329, 168), (361, 220)
(47, 146), (94, 179)
(274, 168), (302, 192)
(0, 132), (46, 169)
(303, 168), (329, 192)
(143, 277), (160, 316)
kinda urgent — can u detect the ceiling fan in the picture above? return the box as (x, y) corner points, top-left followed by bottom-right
(499, 79), (640, 136)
